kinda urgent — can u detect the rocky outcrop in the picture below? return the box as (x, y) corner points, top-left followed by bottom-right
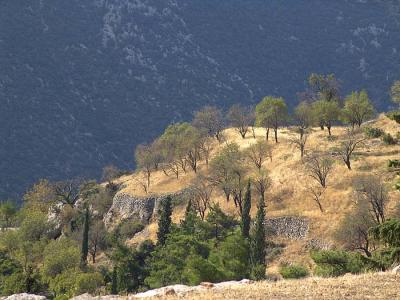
(71, 279), (253, 299)
(104, 189), (192, 228)
(1, 294), (46, 300)
(265, 216), (309, 240)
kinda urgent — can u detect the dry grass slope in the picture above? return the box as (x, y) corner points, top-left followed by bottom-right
(114, 114), (400, 272)
(158, 272), (400, 300)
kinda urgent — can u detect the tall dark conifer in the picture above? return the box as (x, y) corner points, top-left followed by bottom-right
(157, 196), (173, 246)
(80, 206), (90, 269)
(241, 180), (251, 238)
(252, 197), (266, 266)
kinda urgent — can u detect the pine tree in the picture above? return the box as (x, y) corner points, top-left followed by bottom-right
(80, 206), (90, 269)
(250, 197), (266, 279)
(241, 180), (251, 238)
(157, 196), (173, 246)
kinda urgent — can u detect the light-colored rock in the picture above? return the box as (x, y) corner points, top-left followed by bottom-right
(104, 188), (192, 228)
(392, 265), (400, 273)
(2, 294), (46, 300)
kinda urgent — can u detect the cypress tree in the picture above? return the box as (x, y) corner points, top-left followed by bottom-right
(157, 196), (173, 246)
(111, 266), (118, 294)
(181, 199), (196, 234)
(252, 197), (266, 266)
(80, 207), (90, 269)
(241, 180), (251, 238)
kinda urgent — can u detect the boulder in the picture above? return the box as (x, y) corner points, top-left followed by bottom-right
(2, 294), (46, 300)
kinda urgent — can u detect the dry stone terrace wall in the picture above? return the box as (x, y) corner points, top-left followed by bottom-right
(265, 216), (309, 240)
(104, 188), (192, 228)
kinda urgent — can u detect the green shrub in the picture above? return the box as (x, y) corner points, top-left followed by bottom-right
(279, 264), (309, 279)
(382, 133), (397, 145)
(311, 250), (367, 277)
(386, 111), (400, 124)
(250, 264), (266, 280)
(116, 220), (145, 240)
(363, 127), (384, 138)
(75, 272), (104, 295)
(388, 159), (400, 169)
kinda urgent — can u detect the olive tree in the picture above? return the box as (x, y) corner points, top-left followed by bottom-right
(227, 104), (253, 139)
(245, 140), (272, 170)
(342, 90), (375, 128)
(312, 100), (340, 136)
(338, 129), (365, 170)
(305, 154), (334, 188)
(255, 96), (288, 143)
(391, 80), (400, 105)
(193, 106), (225, 142)
(294, 101), (314, 138)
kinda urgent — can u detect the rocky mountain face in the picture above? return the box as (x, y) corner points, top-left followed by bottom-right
(1, 0), (400, 200)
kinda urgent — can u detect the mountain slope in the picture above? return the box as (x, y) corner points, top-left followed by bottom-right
(1, 1), (400, 199)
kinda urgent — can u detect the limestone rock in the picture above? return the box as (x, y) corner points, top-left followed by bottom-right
(2, 294), (46, 300)
(104, 189), (192, 228)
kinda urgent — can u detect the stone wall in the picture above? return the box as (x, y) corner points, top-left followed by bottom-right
(264, 216), (309, 240)
(103, 188), (192, 228)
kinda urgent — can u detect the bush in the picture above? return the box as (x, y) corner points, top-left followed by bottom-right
(250, 264), (266, 281)
(363, 127), (384, 138)
(382, 133), (397, 145)
(388, 159), (400, 169)
(116, 220), (145, 240)
(311, 250), (367, 277)
(75, 272), (104, 295)
(279, 264), (309, 279)
(386, 111), (400, 124)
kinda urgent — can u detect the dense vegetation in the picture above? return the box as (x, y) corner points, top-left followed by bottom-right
(1, 75), (400, 298)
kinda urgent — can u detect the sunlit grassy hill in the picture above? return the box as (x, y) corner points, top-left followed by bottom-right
(111, 114), (400, 274)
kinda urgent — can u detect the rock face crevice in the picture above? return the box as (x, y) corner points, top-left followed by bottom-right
(104, 189), (192, 228)
(265, 216), (309, 240)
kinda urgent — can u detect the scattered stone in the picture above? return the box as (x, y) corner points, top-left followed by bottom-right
(264, 216), (309, 240)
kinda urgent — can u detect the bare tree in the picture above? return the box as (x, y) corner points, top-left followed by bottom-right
(89, 220), (107, 263)
(305, 154), (334, 188)
(134, 171), (149, 194)
(135, 143), (156, 189)
(335, 199), (375, 257)
(245, 140), (272, 170)
(338, 129), (365, 170)
(191, 176), (214, 220)
(101, 165), (121, 184)
(227, 104), (252, 139)
(54, 179), (81, 207)
(193, 106), (225, 142)
(290, 132), (308, 158)
(199, 137), (213, 166)
(352, 174), (388, 224)
(253, 168), (271, 202)
(308, 184), (325, 212)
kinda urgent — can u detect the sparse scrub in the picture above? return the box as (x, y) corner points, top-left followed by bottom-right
(363, 126), (384, 138)
(382, 133), (397, 145)
(279, 264), (309, 279)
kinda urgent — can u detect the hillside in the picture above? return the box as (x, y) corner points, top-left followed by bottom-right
(2, 0), (400, 199)
(110, 114), (400, 273)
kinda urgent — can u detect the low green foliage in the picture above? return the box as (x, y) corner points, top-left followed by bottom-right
(386, 111), (400, 124)
(279, 264), (309, 279)
(382, 133), (397, 145)
(311, 250), (368, 277)
(363, 126), (384, 138)
(115, 219), (145, 240)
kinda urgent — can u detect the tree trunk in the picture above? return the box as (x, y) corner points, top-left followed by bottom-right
(327, 125), (332, 136)
(266, 127), (269, 141)
(344, 158), (351, 170)
(274, 128), (278, 143)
